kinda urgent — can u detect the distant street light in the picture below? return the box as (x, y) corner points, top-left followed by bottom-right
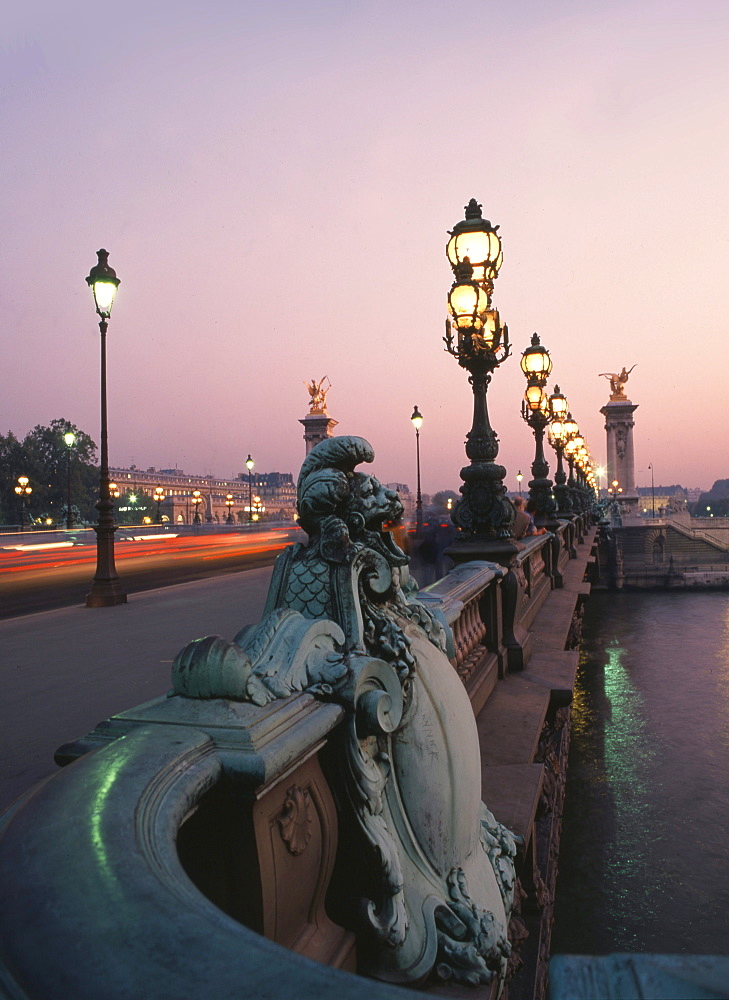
(648, 463), (656, 518)
(225, 493), (235, 524)
(246, 454), (254, 524)
(547, 387), (573, 517)
(191, 490), (203, 525)
(251, 495), (264, 522)
(607, 479), (623, 497)
(516, 470), (523, 497)
(520, 333), (557, 526)
(154, 487), (165, 524)
(410, 405), (424, 532)
(63, 431), (76, 529)
(14, 476), (32, 531)
(85, 249), (126, 607)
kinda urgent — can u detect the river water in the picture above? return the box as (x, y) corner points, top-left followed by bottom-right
(552, 590), (729, 955)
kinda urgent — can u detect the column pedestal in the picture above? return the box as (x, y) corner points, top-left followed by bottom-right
(300, 414), (339, 455)
(600, 398), (639, 520)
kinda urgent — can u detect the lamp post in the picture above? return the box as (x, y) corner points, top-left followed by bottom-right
(252, 496), (264, 522)
(410, 405), (424, 533)
(246, 454), (254, 524)
(520, 333), (557, 526)
(154, 487), (165, 524)
(191, 490), (203, 524)
(85, 249), (126, 607)
(63, 431), (76, 529)
(547, 390), (573, 517)
(225, 493), (234, 524)
(443, 198), (515, 554)
(516, 470), (523, 497)
(14, 476), (32, 530)
(648, 463), (656, 518)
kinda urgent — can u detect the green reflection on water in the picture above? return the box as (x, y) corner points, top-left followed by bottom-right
(601, 638), (654, 886)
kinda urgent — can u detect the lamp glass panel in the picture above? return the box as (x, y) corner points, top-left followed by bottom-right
(550, 394), (568, 417)
(446, 230), (501, 282)
(93, 280), (117, 314)
(525, 384), (545, 410)
(411, 414), (423, 431)
(448, 282), (487, 328)
(482, 309), (500, 349)
(521, 348), (552, 377)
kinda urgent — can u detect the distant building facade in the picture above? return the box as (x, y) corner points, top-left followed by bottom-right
(110, 466), (297, 524)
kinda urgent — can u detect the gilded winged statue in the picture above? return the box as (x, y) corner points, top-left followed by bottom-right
(304, 376), (331, 414)
(599, 365), (636, 399)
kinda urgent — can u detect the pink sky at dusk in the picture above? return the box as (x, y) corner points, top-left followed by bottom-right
(2, 0), (728, 495)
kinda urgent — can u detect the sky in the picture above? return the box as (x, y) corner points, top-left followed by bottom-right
(2, 0), (728, 494)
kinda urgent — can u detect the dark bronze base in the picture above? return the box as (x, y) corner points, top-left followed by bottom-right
(86, 582), (128, 607)
(445, 535), (522, 569)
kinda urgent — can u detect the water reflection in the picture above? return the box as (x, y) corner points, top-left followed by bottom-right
(553, 592), (729, 955)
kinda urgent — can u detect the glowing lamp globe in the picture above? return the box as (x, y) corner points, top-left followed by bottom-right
(86, 249), (120, 319)
(446, 199), (503, 286)
(448, 264), (489, 330)
(520, 333), (552, 380)
(549, 386), (568, 419)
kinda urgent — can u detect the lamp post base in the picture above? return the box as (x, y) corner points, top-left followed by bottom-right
(85, 585), (128, 608)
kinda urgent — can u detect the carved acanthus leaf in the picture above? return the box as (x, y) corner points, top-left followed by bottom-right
(278, 785), (313, 856)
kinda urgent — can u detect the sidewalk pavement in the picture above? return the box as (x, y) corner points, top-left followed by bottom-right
(0, 565), (274, 814)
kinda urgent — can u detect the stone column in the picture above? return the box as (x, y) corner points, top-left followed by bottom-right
(299, 413), (338, 454)
(600, 398), (639, 518)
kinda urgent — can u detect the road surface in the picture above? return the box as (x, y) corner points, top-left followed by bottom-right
(0, 528), (298, 618)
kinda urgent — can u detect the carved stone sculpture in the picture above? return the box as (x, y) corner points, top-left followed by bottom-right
(172, 435), (516, 992)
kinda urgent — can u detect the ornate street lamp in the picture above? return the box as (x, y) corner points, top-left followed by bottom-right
(444, 200), (514, 547)
(562, 417), (581, 512)
(109, 482), (120, 500)
(14, 476), (32, 531)
(520, 333), (557, 525)
(251, 496), (264, 522)
(246, 454), (254, 524)
(85, 250), (126, 607)
(154, 487), (165, 524)
(516, 470), (523, 497)
(547, 386), (572, 516)
(410, 405), (424, 533)
(225, 493), (234, 524)
(63, 431), (76, 529)
(191, 490), (203, 525)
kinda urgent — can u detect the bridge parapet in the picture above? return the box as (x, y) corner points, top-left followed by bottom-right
(0, 437), (590, 1000)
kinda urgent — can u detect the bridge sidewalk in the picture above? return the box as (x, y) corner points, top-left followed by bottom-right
(0, 566), (274, 814)
(476, 529), (595, 841)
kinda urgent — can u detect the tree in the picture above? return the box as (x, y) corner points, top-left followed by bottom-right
(0, 420), (98, 526)
(115, 490), (155, 525)
(430, 490), (459, 514)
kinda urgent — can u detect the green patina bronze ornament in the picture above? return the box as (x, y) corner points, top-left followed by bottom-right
(171, 435), (517, 993)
